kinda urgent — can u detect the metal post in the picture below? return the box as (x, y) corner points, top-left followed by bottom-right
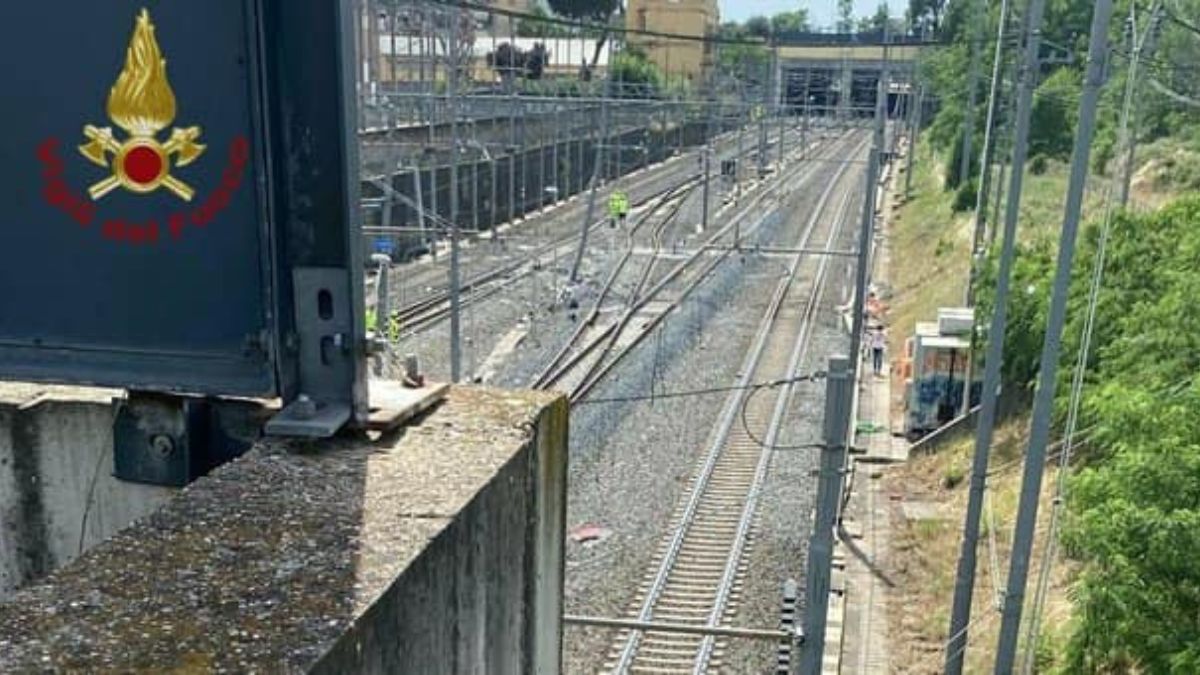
(757, 41), (773, 177)
(702, 81), (712, 233)
(412, 166), (427, 250)
(846, 52), (887, 393)
(1117, 2), (1163, 208)
(994, 3), (1113, 670)
(943, 0), (1049, 669)
(961, 0), (1014, 416)
(569, 40), (613, 283)
(989, 47), (1023, 249)
(447, 7), (462, 382)
(800, 355), (851, 674)
(552, 101), (561, 204)
(802, 69), (811, 160)
(777, 62), (787, 168)
(508, 22), (517, 225)
(904, 85), (920, 197)
(958, 0), (983, 187)
(969, 0), (1012, 273)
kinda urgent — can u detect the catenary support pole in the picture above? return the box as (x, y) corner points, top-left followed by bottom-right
(958, 0), (983, 189)
(569, 40), (613, 284)
(701, 79), (713, 232)
(758, 41), (774, 177)
(967, 0), (1012, 302)
(800, 355), (851, 674)
(961, 0), (1014, 416)
(943, 0), (1049, 670)
(447, 7), (463, 382)
(994, 2), (1114, 670)
(905, 85), (922, 198)
(1117, 1), (1164, 208)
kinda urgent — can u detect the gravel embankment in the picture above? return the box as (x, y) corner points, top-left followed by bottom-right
(378, 127), (866, 673)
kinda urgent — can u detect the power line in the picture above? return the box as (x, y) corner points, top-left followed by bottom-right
(573, 371), (826, 406)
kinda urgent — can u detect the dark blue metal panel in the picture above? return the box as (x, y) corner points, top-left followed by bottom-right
(0, 3), (276, 396)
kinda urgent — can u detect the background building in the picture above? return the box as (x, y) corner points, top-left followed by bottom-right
(625, 0), (720, 82)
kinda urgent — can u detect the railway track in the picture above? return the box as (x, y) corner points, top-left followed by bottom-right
(528, 181), (697, 389)
(529, 129), (865, 403)
(601, 137), (867, 674)
(377, 124), (829, 338)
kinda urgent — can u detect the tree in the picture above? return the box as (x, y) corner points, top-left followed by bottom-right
(487, 42), (549, 84)
(770, 10), (810, 35)
(907, 0), (945, 35)
(837, 0), (855, 33)
(516, 6), (571, 38)
(546, 0), (619, 69)
(610, 46), (665, 98)
(744, 15), (771, 39)
(857, 3), (892, 34)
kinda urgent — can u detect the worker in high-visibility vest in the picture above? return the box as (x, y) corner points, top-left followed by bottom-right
(608, 191), (629, 227)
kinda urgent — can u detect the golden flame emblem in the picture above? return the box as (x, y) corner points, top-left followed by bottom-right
(79, 9), (204, 201)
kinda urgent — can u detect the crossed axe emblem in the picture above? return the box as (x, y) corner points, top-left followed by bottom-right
(80, 125), (205, 202)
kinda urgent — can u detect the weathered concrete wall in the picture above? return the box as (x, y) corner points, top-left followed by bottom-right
(0, 386), (568, 674)
(0, 385), (176, 598)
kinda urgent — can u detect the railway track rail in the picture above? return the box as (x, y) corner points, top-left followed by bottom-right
(530, 130), (865, 404)
(601, 139), (867, 674)
(377, 124), (829, 338)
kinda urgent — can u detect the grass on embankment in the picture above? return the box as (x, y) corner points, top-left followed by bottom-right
(880, 138), (1189, 672)
(884, 139), (1076, 667)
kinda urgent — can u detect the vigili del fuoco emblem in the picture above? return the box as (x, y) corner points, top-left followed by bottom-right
(79, 9), (205, 202)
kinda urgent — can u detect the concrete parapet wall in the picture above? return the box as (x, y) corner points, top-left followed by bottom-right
(0, 385), (176, 598)
(0, 386), (568, 674)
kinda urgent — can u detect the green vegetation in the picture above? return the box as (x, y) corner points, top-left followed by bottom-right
(917, 0), (1200, 191)
(610, 48), (660, 97)
(902, 1), (1200, 670)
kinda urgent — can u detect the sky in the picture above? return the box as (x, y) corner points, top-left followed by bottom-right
(718, 1), (886, 30)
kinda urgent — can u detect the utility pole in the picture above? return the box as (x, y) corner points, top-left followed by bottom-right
(447, 6), (463, 382)
(943, 0), (1049, 669)
(904, 85), (922, 198)
(961, 0), (1014, 417)
(701, 78), (713, 232)
(968, 0), (1012, 296)
(569, 40), (613, 283)
(777, 60), (787, 169)
(1117, 1), (1164, 208)
(757, 40), (774, 177)
(800, 355), (851, 675)
(958, 0), (983, 188)
(994, 2), (1114, 670)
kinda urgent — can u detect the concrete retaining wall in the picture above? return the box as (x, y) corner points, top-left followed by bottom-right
(0, 386), (175, 598)
(0, 386), (568, 674)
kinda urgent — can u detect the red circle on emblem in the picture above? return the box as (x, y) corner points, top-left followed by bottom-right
(123, 146), (164, 185)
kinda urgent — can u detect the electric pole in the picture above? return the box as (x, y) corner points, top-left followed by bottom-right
(570, 40), (614, 283)
(800, 356), (851, 674)
(448, 6), (463, 382)
(757, 39), (774, 177)
(701, 76), (713, 232)
(1117, 1), (1165, 208)
(802, 55), (887, 671)
(958, 0), (983, 188)
(960, 0), (1014, 418)
(943, 0), (1049, 669)
(994, 2), (1114, 670)
(967, 0), (1012, 301)
(905, 84), (921, 198)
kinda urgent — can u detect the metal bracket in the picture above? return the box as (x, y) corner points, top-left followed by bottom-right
(113, 392), (258, 487)
(266, 267), (357, 438)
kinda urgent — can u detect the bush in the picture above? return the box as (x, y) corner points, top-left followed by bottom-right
(951, 178), (978, 212)
(1029, 155), (1049, 175)
(1029, 67), (1080, 160)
